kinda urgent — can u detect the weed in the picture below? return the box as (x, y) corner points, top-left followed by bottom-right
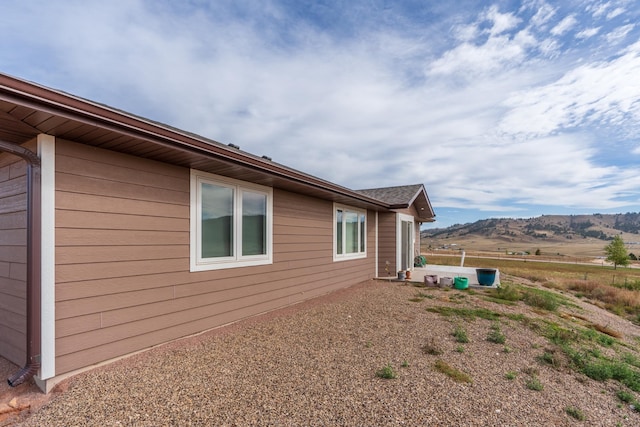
(622, 353), (640, 369)
(422, 338), (444, 356)
(483, 296), (517, 306)
(375, 364), (397, 379)
(580, 359), (640, 392)
(401, 360), (409, 368)
(453, 325), (470, 343)
(522, 366), (539, 376)
(427, 306), (501, 321)
(455, 345), (465, 353)
(526, 376), (544, 391)
(408, 297), (425, 302)
(565, 406), (585, 421)
(487, 323), (506, 344)
(538, 350), (560, 368)
(617, 390), (635, 403)
(503, 346), (513, 353)
(506, 313), (526, 321)
(434, 359), (472, 383)
(505, 371), (517, 380)
(523, 290), (560, 311)
(493, 284), (523, 301)
(581, 328), (616, 347)
(365, 341), (373, 348)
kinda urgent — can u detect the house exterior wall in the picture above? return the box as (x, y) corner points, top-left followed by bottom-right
(395, 205), (422, 264)
(0, 141), (35, 365)
(377, 211), (397, 276)
(54, 139), (376, 375)
(376, 205), (423, 276)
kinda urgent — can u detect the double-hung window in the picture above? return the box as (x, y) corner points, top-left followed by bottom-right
(334, 204), (366, 261)
(190, 170), (273, 271)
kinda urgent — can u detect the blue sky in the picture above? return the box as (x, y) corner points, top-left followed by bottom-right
(2, 0), (640, 228)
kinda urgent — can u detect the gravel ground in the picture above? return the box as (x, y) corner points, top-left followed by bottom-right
(8, 278), (640, 426)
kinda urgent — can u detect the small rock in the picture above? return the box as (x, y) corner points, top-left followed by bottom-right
(8, 398), (18, 409)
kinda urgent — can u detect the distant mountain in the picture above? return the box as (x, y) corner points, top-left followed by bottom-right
(421, 213), (640, 244)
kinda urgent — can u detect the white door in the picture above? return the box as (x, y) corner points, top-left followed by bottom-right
(397, 214), (414, 271)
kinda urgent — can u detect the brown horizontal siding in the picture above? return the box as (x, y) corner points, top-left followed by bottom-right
(0, 211), (26, 229)
(56, 211), (188, 231)
(56, 192), (187, 218)
(377, 212), (397, 276)
(0, 149), (27, 365)
(56, 258), (188, 283)
(54, 141), (375, 376)
(56, 173), (188, 205)
(56, 229), (187, 247)
(0, 193), (26, 215)
(56, 245), (187, 264)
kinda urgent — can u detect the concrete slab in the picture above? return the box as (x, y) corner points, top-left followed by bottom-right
(412, 265), (500, 288)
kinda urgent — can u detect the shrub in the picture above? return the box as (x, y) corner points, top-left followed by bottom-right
(494, 284), (522, 301)
(526, 376), (544, 391)
(617, 390), (635, 403)
(523, 291), (560, 311)
(453, 325), (470, 343)
(422, 338), (443, 356)
(538, 350), (560, 368)
(375, 364), (397, 379)
(565, 406), (585, 421)
(487, 323), (506, 344)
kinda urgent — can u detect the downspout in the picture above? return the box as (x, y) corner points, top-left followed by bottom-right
(0, 140), (42, 387)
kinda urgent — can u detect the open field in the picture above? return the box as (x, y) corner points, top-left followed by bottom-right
(422, 233), (640, 259)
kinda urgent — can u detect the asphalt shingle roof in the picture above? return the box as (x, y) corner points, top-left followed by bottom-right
(356, 184), (424, 206)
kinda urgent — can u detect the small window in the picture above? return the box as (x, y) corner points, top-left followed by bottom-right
(334, 204), (366, 260)
(191, 170), (272, 271)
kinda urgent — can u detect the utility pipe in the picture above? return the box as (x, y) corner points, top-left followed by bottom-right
(0, 140), (42, 387)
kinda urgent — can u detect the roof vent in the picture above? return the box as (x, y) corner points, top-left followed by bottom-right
(262, 155), (272, 161)
(228, 143), (240, 149)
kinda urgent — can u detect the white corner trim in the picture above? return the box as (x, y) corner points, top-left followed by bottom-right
(37, 134), (55, 380)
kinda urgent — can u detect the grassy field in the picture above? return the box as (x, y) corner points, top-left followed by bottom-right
(423, 234), (640, 258)
(425, 254), (640, 322)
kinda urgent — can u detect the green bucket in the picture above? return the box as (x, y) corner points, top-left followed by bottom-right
(454, 277), (469, 290)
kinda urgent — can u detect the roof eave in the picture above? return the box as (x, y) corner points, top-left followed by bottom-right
(0, 73), (390, 210)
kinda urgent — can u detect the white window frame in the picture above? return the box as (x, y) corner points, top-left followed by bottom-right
(333, 203), (367, 261)
(190, 169), (273, 271)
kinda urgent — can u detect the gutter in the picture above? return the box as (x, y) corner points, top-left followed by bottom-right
(0, 140), (42, 387)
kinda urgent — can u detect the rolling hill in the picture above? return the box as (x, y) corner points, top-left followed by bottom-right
(421, 213), (640, 258)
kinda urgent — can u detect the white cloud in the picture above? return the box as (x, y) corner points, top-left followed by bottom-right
(589, 1), (613, 18)
(576, 27), (601, 38)
(550, 14), (577, 35)
(606, 7), (625, 19)
(483, 5), (522, 35)
(530, 2), (557, 28)
(499, 43), (640, 138)
(606, 23), (635, 43)
(1, 0), (639, 218)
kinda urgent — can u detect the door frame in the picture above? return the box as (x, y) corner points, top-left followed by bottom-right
(396, 213), (415, 271)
